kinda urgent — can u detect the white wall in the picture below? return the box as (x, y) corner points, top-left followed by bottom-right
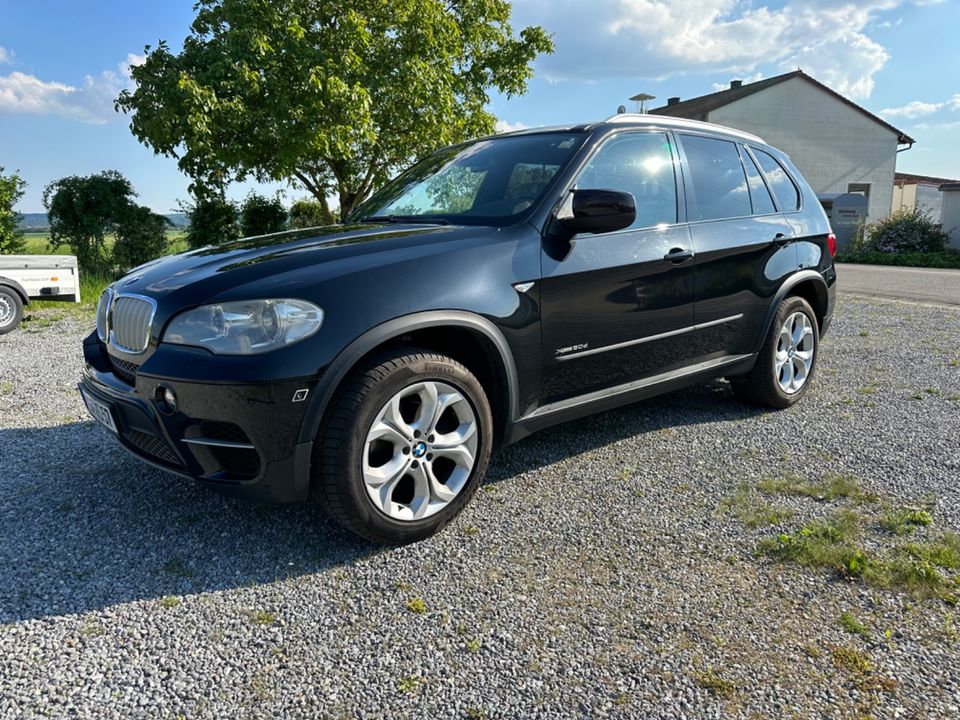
(707, 77), (900, 223)
(941, 188), (960, 249)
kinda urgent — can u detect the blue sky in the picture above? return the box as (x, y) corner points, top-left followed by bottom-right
(2, 0), (958, 212)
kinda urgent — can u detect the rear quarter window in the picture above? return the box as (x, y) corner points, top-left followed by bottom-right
(751, 147), (801, 212)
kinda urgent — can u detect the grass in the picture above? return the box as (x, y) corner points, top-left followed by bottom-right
(830, 645), (872, 674)
(406, 597), (428, 615)
(397, 675), (424, 693)
(879, 507), (932, 535)
(159, 596), (181, 609)
(838, 611), (872, 640)
(724, 483), (794, 528)
(693, 668), (735, 699)
(247, 609), (276, 626)
(756, 473), (876, 504)
(79, 622), (105, 638)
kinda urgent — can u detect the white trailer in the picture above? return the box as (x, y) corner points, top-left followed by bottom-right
(0, 254), (81, 334)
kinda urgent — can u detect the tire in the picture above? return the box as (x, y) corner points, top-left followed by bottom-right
(0, 288), (24, 335)
(730, 295), (819, 409)
(315, 348), (493, 544)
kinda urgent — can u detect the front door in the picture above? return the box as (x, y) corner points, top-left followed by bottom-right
(539, 131), (697, 405)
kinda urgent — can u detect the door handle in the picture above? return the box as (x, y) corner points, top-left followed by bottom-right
(772, 232), (792, 246)
(664, 247), (694, 263)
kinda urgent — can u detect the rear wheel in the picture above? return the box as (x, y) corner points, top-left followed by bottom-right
(316, 349), (493, 544)
(731, 295), (819, 408)
(0, 288), (23, 335)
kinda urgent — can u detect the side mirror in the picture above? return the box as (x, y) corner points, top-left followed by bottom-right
(554, 189), (636, 235)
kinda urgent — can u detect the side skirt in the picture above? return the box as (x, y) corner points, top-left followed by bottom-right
(506, 353), (757, 443)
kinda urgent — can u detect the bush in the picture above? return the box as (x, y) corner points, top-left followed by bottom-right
(0, 167), (27, 255)
(113, 206), (171, 270)
(859, 209), (951, 254)
(834, 249), (960, 269)
(184, 196), (239, 249)
(240, 192), (287, 237)
(290, 198), (336, 229)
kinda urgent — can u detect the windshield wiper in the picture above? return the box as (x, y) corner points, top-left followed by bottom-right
(355, 215), (451, 226)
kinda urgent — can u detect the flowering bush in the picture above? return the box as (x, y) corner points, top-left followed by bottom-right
(859, 209), (951, 254)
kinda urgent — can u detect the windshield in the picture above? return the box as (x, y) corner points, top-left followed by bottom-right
(350, 132), (585, 227)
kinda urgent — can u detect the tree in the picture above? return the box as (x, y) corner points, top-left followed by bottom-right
(0, 167), (27, 255)
(183, 195), (239, 249)
(113, 206), (172, 269)
(43, 171), (139, 272)
(116, 0), (552, 218)
(240, 191), (287, 237)
(290, 198), (336, 228)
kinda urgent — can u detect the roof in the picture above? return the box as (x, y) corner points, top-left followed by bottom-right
(602, 113), (765, 144)
(894, 172), (960, 186)
(650, 70), (915, 145)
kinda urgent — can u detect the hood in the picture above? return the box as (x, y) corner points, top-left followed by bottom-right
(114, 222), (495, 306)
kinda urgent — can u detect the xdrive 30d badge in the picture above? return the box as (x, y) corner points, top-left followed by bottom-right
(80, 115), (837, 544)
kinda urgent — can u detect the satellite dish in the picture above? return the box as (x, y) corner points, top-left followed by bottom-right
(617, 105), (626, 114)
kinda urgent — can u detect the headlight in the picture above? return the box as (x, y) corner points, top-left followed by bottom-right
(96, 286), (114, 342)
(163, 299), (324, 355)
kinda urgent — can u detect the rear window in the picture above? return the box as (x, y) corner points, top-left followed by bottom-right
(752, 148), (801, 211)
(681, 135), (751, 221)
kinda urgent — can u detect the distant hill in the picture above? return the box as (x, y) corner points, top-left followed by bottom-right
(17, 212), (190, 231)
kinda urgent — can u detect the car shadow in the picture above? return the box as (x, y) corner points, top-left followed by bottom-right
(0, 379), (764, 623)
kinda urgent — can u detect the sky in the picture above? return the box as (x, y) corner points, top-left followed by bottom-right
(1, 0), (959, 213)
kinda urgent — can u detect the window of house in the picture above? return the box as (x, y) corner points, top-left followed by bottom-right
(681, 135), (752, 221)
(752, 148), (801, 211)
(575, 132), (678, 229)
(740, 147), (776, 215)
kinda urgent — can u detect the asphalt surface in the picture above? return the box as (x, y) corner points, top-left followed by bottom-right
(839, 263), (960, 305)
(0, 297), (959, 719)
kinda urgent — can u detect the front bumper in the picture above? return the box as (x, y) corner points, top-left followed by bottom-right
(80, 333), (317, 503)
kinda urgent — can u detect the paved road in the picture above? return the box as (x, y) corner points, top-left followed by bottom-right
(838, 263), (960, 305)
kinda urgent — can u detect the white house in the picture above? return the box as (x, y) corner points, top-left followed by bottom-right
(650, 71), (914, 223)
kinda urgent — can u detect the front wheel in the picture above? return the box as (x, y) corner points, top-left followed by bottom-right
(315, 349), (493, 544)
(731, 295), (819, 408)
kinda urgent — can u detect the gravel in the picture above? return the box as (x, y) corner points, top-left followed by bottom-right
(0, 296), (958, 719)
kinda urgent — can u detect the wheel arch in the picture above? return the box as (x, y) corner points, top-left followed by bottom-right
(0, 277), (30, 306)
(297, 311), (519, 448)
(754, 270), (829, 352)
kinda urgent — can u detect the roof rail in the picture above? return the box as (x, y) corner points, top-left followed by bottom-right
(602, 113), (765, 144)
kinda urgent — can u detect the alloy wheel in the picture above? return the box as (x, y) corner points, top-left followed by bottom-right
(775, 310), (815, 394)
(362, 380), (479, 521)
(0, 294), (14, 327)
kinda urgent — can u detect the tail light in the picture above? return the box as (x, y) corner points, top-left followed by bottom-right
(827, 233), (837, 258)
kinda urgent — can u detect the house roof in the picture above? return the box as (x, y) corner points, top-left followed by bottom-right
(650, 70), (915, 145)
(894, 172), (960, 186)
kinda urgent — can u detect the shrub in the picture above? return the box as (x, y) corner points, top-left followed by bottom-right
(184, 196), (239, 249)
(113, 206), (171, 270)
(290, 198), (336, 228)
(240, 192), (287, 237)
(859, 209), (951, 254)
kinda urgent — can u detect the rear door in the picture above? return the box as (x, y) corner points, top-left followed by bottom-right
(677, 133), (796, 359)
(538, 130), (697, 405)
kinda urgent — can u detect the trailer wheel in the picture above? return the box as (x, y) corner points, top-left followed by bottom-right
(0, 287), (24, 335)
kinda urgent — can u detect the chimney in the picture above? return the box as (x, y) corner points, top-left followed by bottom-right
(667, 97), (680, 106)
(730, 80), (743, 89)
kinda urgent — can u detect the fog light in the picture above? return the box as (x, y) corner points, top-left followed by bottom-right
(156, 385), (177, 414)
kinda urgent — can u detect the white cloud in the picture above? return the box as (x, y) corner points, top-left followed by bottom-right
(0, 47), (12, 64)
(950, 94), (960, 111)
(513, 0), (932, 99)
(0, 53), (140, 124)
(880, 100), (944, 119)
(712, 72), (764, 92)
(494, 119), (529, 133)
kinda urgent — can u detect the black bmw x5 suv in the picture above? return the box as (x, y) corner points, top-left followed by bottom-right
(80, 114), (836, 543)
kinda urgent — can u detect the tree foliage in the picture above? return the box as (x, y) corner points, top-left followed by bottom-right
(116, 0), (553, 218)
(290, 198), (336, 228)
(0, 167), (27, 255)
(114, 206), (172, 269)
(240, 191), (288, 237)
(43, 171), (168, 272)
(183, 196), (240, 249)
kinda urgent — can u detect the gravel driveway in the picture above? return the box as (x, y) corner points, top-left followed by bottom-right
(1, 297), (958, 719)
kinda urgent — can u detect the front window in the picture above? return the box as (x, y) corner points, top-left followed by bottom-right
(350, 133), (585, 226)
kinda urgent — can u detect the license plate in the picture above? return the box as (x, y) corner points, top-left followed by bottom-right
(81, 389), (118, 434)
